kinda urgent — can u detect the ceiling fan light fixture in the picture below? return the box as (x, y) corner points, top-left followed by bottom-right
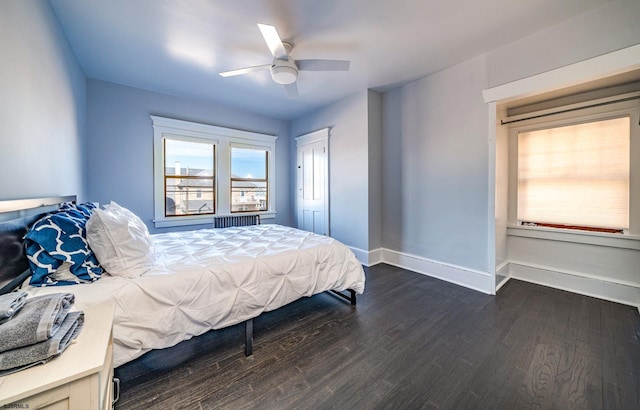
(219, 23), (350, 94)
(271, 64), (297, 85)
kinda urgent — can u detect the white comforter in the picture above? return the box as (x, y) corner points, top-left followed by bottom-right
(25, 224), (365, 366)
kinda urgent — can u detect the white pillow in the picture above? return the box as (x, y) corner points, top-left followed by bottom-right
(86, 201), (155, 278)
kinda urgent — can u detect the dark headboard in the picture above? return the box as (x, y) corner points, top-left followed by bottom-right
(0, 196), (76, 294)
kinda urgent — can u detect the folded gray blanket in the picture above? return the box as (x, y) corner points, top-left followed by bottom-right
(0, 291), (27, 324)
(0, 311), (84, 375)
(0, 293), (74, 353)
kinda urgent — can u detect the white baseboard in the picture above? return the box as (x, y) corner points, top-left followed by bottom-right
(348, 247), (492, 294)
(368, 248), (384, 266)
(495, 262), (511, 291)
(350, 247), (640, 309)
(496, 261), (510, 274)
(348, 246), (366, 265)
(348, 246), (383, 267)
(381, 249), (493, 294)
(507, 261), (640, 308)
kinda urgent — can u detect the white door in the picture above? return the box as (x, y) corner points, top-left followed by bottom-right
(296, 128), (329, 236)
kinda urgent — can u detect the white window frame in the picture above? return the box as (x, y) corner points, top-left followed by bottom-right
(162, 133), (218, 219)
(152, 116), (277, 228)
(229, 142), (272, 214)
(506, 98), (640, 250)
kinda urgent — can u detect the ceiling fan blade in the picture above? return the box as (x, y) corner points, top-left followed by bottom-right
(219, 64), (271, 77)
(297, 59), (350, 71)
(284, 82), (298, 98)
(257, 23), (288, 59)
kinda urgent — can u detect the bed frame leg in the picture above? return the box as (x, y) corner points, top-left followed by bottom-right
(243, 289), (355, 357)
(329, 289), (357, 305)
(244, 319), (253, 356)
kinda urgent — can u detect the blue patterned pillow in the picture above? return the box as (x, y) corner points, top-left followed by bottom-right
(59, 201), (96, 219)
(25, 202), (103, 286)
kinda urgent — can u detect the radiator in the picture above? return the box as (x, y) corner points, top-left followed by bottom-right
(214, 214), (261, 228)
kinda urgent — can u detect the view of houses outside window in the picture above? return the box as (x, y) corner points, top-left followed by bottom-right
(164, 139), (215, 216)
(230, 147), (268, 212)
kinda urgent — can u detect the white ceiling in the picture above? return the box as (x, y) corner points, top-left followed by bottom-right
(49, 0), (614, 120)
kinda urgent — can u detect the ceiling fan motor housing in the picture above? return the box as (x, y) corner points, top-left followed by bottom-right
(271, 58), (298, 84)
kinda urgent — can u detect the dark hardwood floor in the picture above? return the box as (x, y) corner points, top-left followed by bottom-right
(115, 264), (640, 409)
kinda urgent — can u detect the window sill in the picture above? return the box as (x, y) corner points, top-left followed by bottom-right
(507, 225), (640, 250)
(154, 211), (276, 229)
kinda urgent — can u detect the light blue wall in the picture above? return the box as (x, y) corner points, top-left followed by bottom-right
(0, 0), (87, 201)
(290, 91), (371, 252)
(382, 55), (490, 272)
(86, 79), (291, 233)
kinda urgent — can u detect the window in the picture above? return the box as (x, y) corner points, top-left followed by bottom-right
(517, 117), (630, 233)
(230, 147), (268, 213)
(506, 88), (640, 242)
(152, 116), (277, 228)
(164, 139), (215, 216)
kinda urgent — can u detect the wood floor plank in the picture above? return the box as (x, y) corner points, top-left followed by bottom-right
(552, 340), (588, 408)
(115, 264), (640, 409)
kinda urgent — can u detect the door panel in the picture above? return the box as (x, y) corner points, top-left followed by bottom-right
(296, 131), (329, 236)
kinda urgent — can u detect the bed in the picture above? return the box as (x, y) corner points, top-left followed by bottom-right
(0, 196), (365, 367)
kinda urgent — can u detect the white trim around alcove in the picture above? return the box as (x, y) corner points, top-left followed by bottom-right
(482, 44), (640, 104)
(483, 43), (640, 309)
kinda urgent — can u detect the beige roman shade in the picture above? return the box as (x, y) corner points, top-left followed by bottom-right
(517, 116), (630, 230)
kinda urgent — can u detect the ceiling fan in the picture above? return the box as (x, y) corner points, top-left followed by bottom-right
(219, 23), (350, 98)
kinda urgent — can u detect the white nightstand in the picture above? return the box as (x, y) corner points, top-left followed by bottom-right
(0, 303), (116, 410)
